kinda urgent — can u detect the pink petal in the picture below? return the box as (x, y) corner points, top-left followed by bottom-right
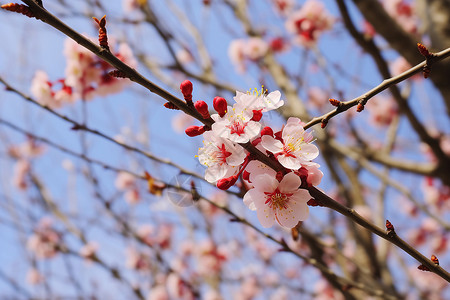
(261, 135), (283, 153)
(298, 144), (319, 160)
(279, 172), (302, 192)
(257, 204), (275, 228)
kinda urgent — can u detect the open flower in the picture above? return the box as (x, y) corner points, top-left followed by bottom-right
(198, 131), (247, 183)
(243, 172), (310, 228)
(261, 117), (319, 169)
(211, 103), (262, 143)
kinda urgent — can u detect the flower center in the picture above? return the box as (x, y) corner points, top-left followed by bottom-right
(214, 143), (232, 164)
(264, 188), (292, 210)
(227, 120), (247, 136)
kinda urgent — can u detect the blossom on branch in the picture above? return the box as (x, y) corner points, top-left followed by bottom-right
(243, 172), (310, 228)
(198, 131), (247, 183)
(261, 117), (319, 170)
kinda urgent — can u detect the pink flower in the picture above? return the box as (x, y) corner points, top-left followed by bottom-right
(261, 117), (319, 170)
(228, 39), (247, 72)
(285, 0), (333, 46)
(244, 37), (268, 61)
(30, 71), (62, 109)
(27, 218), (61, 259)
(382, 0), (417, 34)
(211, 103), (262, 143)
(147, 285), (170, 300)
(367, 96), (398, 127)
(198, 131), (247, 183)
(243, 172), (310, 228)
(126, 248), (152, 272)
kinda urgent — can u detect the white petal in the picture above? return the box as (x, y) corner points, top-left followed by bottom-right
(261, 135), (283, 153)
(278, 155), (302, 170)
(243, 189), (261, 211)
(298, 144), (319, 161)
(279, 172), (301, 192)
(244, 121), (262, 140)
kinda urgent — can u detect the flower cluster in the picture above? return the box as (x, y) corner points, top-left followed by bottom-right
(31, 37), (137, 108)
(183, 82), (322, 228)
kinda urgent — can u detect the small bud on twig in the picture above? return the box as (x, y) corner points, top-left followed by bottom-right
(356, 103), (365, 112)
(163, 102), (179, 110)
(321, 118), (328, 128)
(417, 43), (431, 58)
(329, 98), (340, 107)
(93, 15), (109, 50)
(431, 255), (439, 265)
(1, 3), (35, 18)
(417, 264), (430, 272)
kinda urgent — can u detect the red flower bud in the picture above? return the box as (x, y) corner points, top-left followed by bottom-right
(213, 97), (228, 117)
(251, 109), (263, 121)
(194, 101), (210, 119)
(185, 125), (205, 137)
(385, 220), (394, 231)
(321, 118), (328, 129)
(217, 175), (238, 190)
(260, 126), (273, 137)
(180, 80), (193, 96)
(270, 37), (284, 52)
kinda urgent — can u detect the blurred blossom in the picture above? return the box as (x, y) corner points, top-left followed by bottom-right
(314, 279), (344, 300)
(126, 248), (152, 272)
(195, 240), (227, 277)
(307, 87), (329, 109)
(147, 285), (169, 300)
(79, 241), (99, 261)
(115, 172), (141, 204)
(172, 112), (196, 133)
(272, 0), (294, 16)
(366, 96), (398, 127)
(27, 218), (61, 259)
(244, 37), (269, 61)
(285, 0), (333, 46)
(166, 273), (195, 300)
(235, 276), (260, 300)
(382, 0), (418, 34)
(26, 268), (44, 285)
(176, 48), (195, 65)
(12, 159), (31, 190)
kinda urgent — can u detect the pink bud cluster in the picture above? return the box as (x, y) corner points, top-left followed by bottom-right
(183, 81), (323, 228)
(31, 37), (137, 108)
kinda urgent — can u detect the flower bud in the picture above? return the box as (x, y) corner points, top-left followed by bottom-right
(185, 125), (205, 137)
(260, 126), (273, 137)
(217, 175), (238, 190)
(180, 80), (193, 104)
(251, 109), (263, 121)
(213, 97), (227, 117)
(194, 101), (210, 119)
(242, 171), (250, 182)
